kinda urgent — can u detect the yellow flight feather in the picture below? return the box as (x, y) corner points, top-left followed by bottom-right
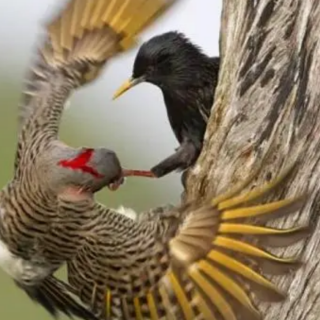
(19, 0), (178, 136)
(106, 289), (111, 319)
(133, 297), (143, 320)
(40, 0), (178, 85)
(216, 161), (299, 210)
(95, 159), (310, 320)
(188, 265), (237, 320)
(206, 250), (285, 301)
(161, 160), (310, 319)
(168, 271), (195, 320)
(147, 292), (160, 320)
(197, 260), (259, 318)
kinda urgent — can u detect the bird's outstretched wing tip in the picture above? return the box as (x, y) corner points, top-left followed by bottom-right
(44, 0), (179, 63)
(165, 162), (310, 319)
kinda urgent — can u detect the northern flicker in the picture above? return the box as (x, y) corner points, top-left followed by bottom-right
(63, 160), (311, 320)
(0, 0), (178, 319)
(113, 32), (220, 180)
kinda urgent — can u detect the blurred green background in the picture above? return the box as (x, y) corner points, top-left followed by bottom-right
(0, 0), (220, 318)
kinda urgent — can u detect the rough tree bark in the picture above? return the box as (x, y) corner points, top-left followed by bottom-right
(184, 1), (320, 319)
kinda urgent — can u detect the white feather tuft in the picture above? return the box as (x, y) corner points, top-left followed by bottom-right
(65, 99), (71, 110)
(114, 206), (138, 220)
(191, 164), (202, 175)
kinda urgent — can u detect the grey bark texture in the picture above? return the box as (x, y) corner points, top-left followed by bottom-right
(184, 1), (320, 319)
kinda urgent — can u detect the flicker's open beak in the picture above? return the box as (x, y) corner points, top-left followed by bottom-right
(112, 77), (145, 100)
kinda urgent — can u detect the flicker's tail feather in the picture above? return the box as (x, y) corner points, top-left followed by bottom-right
(16, 276), (98, 320)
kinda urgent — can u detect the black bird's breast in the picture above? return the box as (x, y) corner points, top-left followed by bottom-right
(162, 85), (213, 148)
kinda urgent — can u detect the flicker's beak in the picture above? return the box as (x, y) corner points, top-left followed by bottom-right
(108, 177), (125, 191)
(108, 174), (125, 191)
(112, 77), (145, 100)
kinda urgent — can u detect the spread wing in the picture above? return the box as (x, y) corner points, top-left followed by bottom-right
(66, 163), (311, 320)
(14, 0), (177, 175)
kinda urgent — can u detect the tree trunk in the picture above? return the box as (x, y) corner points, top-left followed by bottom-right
(184, 1), (320, 319)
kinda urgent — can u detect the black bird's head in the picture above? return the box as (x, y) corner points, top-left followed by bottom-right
(113, 31), (209, 99)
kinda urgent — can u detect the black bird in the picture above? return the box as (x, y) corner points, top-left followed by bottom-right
(113, 31), (220, 179)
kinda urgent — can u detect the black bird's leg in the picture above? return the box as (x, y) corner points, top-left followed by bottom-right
(151, 140), (200, 178)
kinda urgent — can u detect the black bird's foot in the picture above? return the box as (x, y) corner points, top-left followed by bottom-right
(151, 160), (185, 178)
(151, 140), (200, 178)
(151, 165), (169, 178)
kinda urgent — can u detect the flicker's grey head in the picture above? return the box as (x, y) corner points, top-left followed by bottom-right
(38, 144), (125, 195)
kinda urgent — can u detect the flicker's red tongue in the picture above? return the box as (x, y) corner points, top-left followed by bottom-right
(107, 169), (155, 191)
(122, 169), (156, 178)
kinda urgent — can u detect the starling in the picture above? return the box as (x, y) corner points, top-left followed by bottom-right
(0, 0), (176, 318)
(113, 31), (220, 179)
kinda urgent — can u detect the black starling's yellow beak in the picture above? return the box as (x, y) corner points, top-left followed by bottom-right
(112, 77), (145, 100)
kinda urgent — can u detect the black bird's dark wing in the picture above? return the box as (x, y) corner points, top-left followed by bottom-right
(151, 83), (214, 178)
